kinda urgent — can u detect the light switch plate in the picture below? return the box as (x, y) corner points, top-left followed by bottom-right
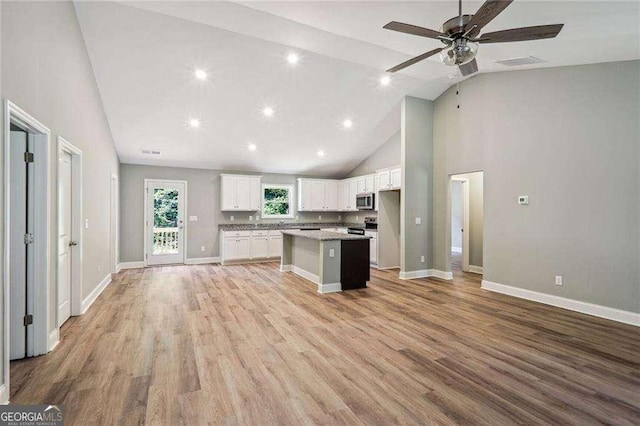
(230, 215), (234, 221)
(249, 216), (253, 221)
(415, 217), (422, 225)
(329, 249), (335, 258)
(189, 215), (198, 221)
(201, 246), (206, 252)
(555, 275), (563, 286)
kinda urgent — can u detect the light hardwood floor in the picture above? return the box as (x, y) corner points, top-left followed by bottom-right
(10, 263), (640, 425)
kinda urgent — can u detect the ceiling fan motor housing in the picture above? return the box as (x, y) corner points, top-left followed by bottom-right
(442, 14), (474, 36)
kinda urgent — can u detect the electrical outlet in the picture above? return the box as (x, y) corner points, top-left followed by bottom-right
(338, 215), (341, 220)
(189, 215), (198, 222)
(85, 219), (89, 229)
(329, 249), (335, 258)
(256, 215), (260, 221)
(201, 246), (206, 252)
(97, 265), (101, 273)
(318, 215), (322, 220)
(249, 216), (253, 221)
(420, 255), (425, 263)
(415, 217), (422, 225)
(356, 215), (359, 221)
(230, 215), (234, 221)
(555, 275), (563, 286)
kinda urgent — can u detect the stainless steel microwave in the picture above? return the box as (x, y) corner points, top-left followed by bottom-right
(356, 193), (375, 210)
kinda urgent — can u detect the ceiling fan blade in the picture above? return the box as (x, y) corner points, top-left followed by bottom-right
(383, 21), (446, 40)
(459, 59), (478, 77)
(479, 24), (564, 43)
(465, 0), (514, 36)
(386, 47), (445, 73)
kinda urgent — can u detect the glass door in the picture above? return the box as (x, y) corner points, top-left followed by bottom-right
(146, 180), (186, 265)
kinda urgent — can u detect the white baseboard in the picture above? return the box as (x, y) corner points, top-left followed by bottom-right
(81, 273), (112, 314)
(318, 282), (342, 294)
(280, 264), (293, 273)
(481, 280), (640, 327)
(185, 257), (220, 265)
(118, 261), (144, 270)
(468, 265), (484, 275)
(451, 246), (462, 253)
(48, 328), (60, 351)
(0, 384), (8, 405)
(399, 269), (453, 280)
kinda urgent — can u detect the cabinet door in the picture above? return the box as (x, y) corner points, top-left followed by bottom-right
(251, 236), (269, 258)
(269, 236), (283, 258)
(298, 180), (312, 211)
(377, 170), (390, 189)
(235, 177), (251, 209)
(221, 175), (236, 210)
(236, 237), (251, 259)
(325, 181), (338, 211)
(250, 177), (261, 211)
(338, 181), (349, 211)
(310, 181), (326, 210)
(356, 177), (366, 194)
(370, 238), (377, 264)
(348, 180), (358, 211)
(390, 168), (401, 189)
(224, 238), (238, 259)
(365, 175), (375, 192)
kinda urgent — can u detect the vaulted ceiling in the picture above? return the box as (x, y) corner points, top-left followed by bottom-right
(74, 1), (640, 176)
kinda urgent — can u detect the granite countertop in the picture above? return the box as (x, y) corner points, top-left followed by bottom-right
(280, 229), (371, 241)
(219, 222), (360, 231)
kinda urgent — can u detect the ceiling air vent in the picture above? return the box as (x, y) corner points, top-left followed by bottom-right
(495, 56), (546, 66)
(142, 149), (161, 155)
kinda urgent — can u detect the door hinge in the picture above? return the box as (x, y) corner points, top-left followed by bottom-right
(24, 152), (34, 163)
(23, 314), (33, 326)
(24, 233), (34, 245)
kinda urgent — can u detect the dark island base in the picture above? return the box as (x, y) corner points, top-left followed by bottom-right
(340, 239), (371, 290)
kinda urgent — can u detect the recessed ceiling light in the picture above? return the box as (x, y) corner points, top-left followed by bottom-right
(380, 75), (391, 86)
(248, 143), (257, 151)
(189, 119), (200, 128)
(287, 53), (299, 64)
(263, 107), (274, 117)
(343, 119), (353, 128)
(195, 69), (207, 80)
(317, 150), (325, 157)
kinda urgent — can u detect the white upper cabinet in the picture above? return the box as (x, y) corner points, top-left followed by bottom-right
(376, 166), (401, 191)
(338, 179), (358, 211)
(220, 174), (261, 211)
(356, 174), (375, 194)
(298, 178), (340, 211)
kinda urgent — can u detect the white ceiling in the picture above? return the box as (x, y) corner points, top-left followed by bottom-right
(75, 1), (640, 176)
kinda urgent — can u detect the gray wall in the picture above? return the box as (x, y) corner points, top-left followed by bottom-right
(2, 0), (120, 358)
(0, 0), (4, 396)
(401, 96), (434, 273)
(433, 60), (640, 312)
(119, 164), (346, 262)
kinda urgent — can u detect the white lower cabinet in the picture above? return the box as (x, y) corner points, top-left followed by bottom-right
(268, 236), (283, 258)
(366, 231), (377, 264)
(251, 236), (269, 258)
(221, 230), (283, 262)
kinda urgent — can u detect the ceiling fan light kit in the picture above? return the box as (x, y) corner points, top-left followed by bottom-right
(383, 0), (564, 77)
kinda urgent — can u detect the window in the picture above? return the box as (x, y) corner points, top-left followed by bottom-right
(262, 184), (294, 218)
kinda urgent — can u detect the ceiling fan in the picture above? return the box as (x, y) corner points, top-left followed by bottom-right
(383, 0), (564, 76)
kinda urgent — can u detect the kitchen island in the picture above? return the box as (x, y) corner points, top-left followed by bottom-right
(280, 229), (371, 293)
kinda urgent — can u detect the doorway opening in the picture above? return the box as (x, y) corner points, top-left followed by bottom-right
(57, 136), (83, 327)
(3, 100), (54, 403)
(144, 179), (187, 266)
(450, 171), (484, 275)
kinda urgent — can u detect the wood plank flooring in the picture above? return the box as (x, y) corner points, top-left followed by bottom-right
(10, 262), (640, 425)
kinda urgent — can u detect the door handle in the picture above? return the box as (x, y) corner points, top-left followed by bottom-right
(69, 241), (78, 247)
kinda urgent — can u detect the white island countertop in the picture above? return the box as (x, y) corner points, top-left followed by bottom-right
(280, 229), (370, 241)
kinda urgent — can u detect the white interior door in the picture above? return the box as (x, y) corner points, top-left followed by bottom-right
(57, 151), (72, 327)
(146, 180), (186, 265)
(9, 130), (28, 360)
